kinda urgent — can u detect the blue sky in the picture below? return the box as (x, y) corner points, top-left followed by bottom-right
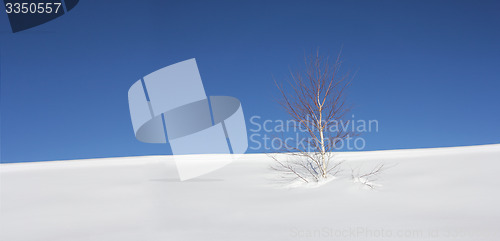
(1, 0), (499, 163)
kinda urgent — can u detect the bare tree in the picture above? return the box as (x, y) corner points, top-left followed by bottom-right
(271, 50), (354, 182)
(351, 164), (385, 189)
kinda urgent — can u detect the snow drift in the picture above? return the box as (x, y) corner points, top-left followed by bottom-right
(1, 144), (499, 241)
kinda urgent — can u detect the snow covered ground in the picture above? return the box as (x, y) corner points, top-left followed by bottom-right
(1, 144), (499, 241)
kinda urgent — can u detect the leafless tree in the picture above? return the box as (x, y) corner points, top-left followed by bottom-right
(351, 164), (385, 189)
(270, 50), (354, 183)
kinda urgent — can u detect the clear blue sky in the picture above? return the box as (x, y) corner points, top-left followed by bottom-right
(1, 0), (499, 163)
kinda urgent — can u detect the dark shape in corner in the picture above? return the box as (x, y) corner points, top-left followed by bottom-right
(5, 0), (79, 33)
(64, 0), (79, 11)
